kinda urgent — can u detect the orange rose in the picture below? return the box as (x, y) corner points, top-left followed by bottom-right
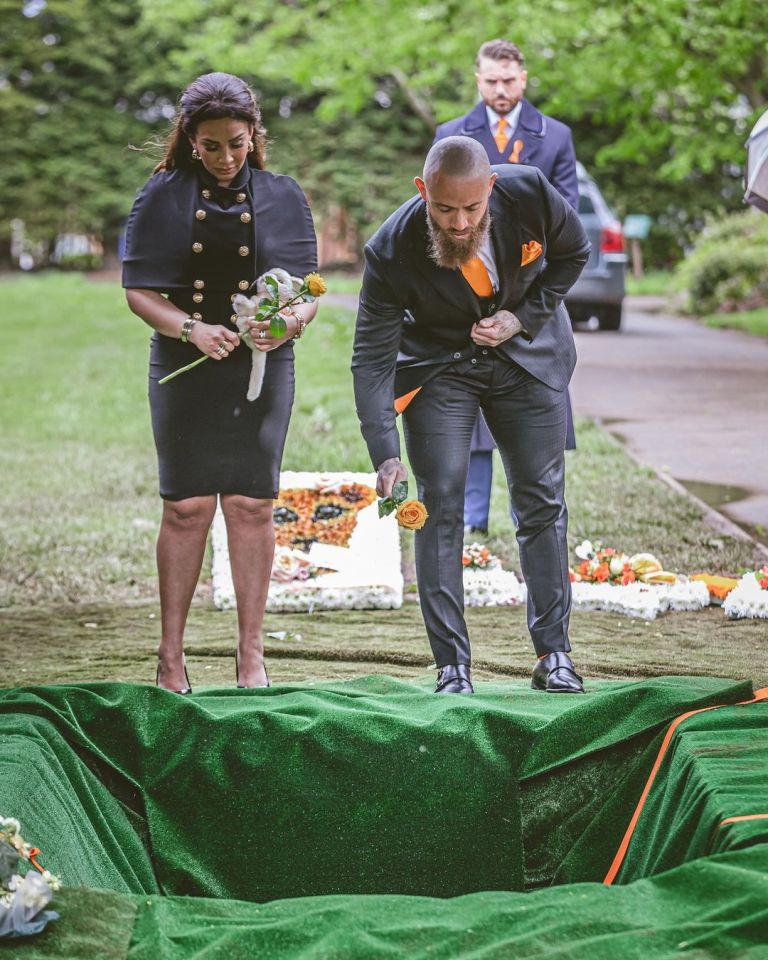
(594, 562), (610, 582)
(396, 499), (428, 530)
(304, 272), (327, 297)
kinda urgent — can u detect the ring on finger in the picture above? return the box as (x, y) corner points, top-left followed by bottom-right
(258, 329), (267, 340)
(215, 344), (226, 356)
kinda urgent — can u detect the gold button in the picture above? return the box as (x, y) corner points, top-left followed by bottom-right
(193, 292), (203, 303)
(192, 312), (202, 321)
(238, 245), (249, 257)
(230, 314), (238, 323)
(240, 212), (252, 223)
(236, 192), (246, 202)
(193, 279), (205, 289)
(192, 242), (203, 253)
(238, 280), (249, 290)
(201, 189), (212, 199)
(195, 209), (206, 220)
(230, 293), (237, 302)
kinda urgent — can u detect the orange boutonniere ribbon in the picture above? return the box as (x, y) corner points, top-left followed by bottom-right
(509, 138), (524, 164)
(521, 240), (543, 267)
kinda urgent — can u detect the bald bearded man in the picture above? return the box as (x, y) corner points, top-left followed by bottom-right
(352, 137), (590, 694)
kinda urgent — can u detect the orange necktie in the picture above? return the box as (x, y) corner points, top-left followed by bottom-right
(494, 116), (509, 153)
(461, 256), (493, 297)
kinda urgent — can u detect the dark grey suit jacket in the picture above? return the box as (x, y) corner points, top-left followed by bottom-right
(351, 165), (590, 468)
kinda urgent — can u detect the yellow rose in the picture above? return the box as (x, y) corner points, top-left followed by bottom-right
(304, 272), (328, 297)
(396, 500), (428, 530)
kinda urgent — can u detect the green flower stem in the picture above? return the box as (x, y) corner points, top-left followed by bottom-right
(158, 354), (209, 385)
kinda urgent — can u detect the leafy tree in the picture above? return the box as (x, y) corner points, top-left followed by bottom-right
(0, 0), (177, 253)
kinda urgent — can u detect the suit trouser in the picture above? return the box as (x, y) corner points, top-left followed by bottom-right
(402, 351), (572, 665)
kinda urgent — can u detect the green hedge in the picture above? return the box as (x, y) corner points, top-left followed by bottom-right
(675, 210), (768, 314)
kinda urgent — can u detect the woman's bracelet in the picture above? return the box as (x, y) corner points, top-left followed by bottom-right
(292, 314), (306, 340)
(180, 317), (198, 342)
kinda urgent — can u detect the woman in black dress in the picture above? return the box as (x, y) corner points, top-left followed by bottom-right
(123, 73), (318, 692)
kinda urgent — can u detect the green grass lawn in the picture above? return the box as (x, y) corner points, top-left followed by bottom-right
(624, 269), (675, 297)
(702, 308), (768, 338)
(1, 272), (765, 686)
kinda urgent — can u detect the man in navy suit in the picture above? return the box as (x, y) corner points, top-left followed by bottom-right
(352, 137), (589, 695)
(435, 39), (579, 536)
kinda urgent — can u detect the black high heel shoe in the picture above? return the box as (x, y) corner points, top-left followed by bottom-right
(235, 653), (270, 689)
(155, 656), (192, 695)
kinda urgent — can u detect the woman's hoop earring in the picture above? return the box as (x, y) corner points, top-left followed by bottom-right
(191, 148), (201, 160)
(248, 141), (255, 153)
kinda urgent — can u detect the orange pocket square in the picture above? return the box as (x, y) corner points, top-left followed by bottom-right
(521, 240), (543, 267)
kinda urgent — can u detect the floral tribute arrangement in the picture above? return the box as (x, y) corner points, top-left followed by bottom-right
(160, 269), (327, 398)
(212, 472), (403, 612)
(0, 816), (60, 939)
(461, 542), (527, 607)
(569, 540), (709, 620)
(570, 540), (676, 586)
(274, 483), (377, 550)
(723, 565), (768, 619)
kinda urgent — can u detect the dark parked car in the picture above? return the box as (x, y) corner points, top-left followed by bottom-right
(565, 162), (627, 330)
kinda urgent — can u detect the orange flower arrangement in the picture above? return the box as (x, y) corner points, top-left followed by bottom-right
(690, 573), (740, 602)
(462, 543), (498, 569)
(273, 483), (376, 549)
(570, 540), (674, 585)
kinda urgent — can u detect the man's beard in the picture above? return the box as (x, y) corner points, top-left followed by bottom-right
(426, 207), (491, 270)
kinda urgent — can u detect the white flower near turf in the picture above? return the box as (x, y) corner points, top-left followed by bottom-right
(271, 546), (313, 582)
(724, 573), (768, 619)
(609, 555), (625, 577)
(575, 540), (595, 560)
(571, 578), (709, 620)
(463, 568), (527, 607)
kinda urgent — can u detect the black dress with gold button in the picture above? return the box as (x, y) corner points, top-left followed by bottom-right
(122, 162), (317, 500)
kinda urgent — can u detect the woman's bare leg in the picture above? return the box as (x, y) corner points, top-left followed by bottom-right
(156, 495), (217, 690)
(220, 494), (274, 687)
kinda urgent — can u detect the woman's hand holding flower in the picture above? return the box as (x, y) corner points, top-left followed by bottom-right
(190, 323), (240, 360)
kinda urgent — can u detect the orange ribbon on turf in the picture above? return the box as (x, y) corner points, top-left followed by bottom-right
(603, 686), (768, 885)
(27, 847), (45, 874)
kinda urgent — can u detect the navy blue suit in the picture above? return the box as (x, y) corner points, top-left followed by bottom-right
(435, 100), (578, 210)
(435, 100), (579, 527)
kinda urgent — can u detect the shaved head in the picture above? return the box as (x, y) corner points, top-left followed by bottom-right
(415, 136), (495, 269)
(423, 136), (491, 186)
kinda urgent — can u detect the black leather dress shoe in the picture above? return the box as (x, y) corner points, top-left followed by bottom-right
(531, 652), (584, 693)
(435, 664), (474, 695)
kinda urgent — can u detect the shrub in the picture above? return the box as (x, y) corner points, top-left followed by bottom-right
(56, 253), (104, 271)
(674, 210), (768, 314)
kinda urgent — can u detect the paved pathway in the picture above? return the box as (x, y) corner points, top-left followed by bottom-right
(571, 297), (768, 533)
(328, 290), (768, 535)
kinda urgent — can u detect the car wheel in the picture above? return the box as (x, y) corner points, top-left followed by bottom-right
(598, 304), (622, 331)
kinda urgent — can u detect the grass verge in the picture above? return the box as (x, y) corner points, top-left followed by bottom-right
(702, 308), (768, 338)
(624, 270), (675, 297)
